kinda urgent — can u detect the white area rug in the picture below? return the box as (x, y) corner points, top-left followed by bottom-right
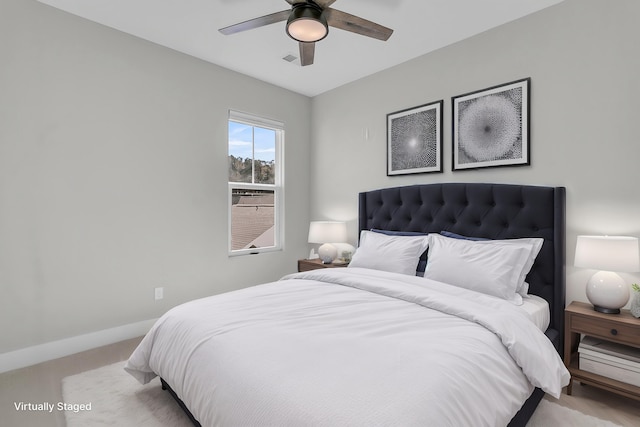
(63, 361), (623, 427)
(63, 361), (192, 427)
(527, 399), (623, 427)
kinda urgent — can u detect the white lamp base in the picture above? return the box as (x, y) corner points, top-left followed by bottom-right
(318, 243), (337, 264)
(586, 271), (630, 314)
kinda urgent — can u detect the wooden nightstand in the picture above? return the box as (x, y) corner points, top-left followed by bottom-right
(564, 301), (640, 401)
(297, 258), (349, 272)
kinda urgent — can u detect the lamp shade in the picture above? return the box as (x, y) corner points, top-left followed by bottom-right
(308, 221), (347, 244)
(575, 235), (640, 272)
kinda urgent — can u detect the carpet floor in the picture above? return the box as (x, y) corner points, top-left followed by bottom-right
(62, 361), (622, 427)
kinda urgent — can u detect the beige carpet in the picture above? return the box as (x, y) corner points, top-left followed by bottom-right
(63, 362), (623, 427)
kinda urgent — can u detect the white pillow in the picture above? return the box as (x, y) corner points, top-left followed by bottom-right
(348, 230), (429, 275)
(490, 238), (543, 297)
(423, 233), (537, 304)
(438, 233), (543, 297)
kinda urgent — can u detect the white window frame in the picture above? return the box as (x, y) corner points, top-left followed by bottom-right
(228, 110), (284, 256)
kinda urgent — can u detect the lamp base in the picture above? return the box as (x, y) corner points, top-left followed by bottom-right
(318, 243), (337, 264)
(592, 305), (621, 314)
(585, 270), (630, 314)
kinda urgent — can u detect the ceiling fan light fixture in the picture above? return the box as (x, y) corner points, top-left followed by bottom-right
(286, 4), (328, 43)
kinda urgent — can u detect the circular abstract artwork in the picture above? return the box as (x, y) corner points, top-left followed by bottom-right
(390, 109), (437, 170)
(456, 84), (525, 166)
(387, 101), (442, 175)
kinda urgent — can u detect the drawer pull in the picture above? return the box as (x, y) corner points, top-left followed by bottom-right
(610, 329), (618, 336)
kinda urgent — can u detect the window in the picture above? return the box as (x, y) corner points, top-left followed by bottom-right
(228, 111), (284, 255)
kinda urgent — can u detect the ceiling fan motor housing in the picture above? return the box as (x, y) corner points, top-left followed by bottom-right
(286, 2), (328, 43)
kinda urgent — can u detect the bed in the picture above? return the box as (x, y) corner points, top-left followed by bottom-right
(126, 182), (569, 427)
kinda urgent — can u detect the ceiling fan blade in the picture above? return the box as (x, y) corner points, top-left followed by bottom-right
(325, 8), (393, 41)
(299, 42), (315, 66)
(285, 0), (309, 4)
(219, 10), (290, 35)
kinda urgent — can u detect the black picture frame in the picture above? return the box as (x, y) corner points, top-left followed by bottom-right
(387, 100), (443, 176)
(452, 78), (530, 171)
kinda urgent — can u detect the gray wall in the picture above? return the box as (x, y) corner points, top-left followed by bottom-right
(0, 0), (311, 354)
(3, 0), (640, 358)
(310, 0), (640, 308)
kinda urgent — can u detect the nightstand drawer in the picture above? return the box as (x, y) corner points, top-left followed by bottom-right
(299, 261), (327, 272)
(572, 314), (639, 347)
(298, 259), (349, 272)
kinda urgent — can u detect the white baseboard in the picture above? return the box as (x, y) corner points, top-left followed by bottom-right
(0, 319), (157, 374)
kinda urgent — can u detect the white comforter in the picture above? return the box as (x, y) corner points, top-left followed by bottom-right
(126, 268), (569, 427)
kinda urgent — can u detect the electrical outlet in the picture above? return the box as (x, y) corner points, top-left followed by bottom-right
(154, 287), (164, 301)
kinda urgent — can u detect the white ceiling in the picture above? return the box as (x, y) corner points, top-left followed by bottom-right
(37, 0), (564, 97)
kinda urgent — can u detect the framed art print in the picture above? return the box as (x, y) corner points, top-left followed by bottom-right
(452, 78), (530, 171)
(387, 100), (443, 176)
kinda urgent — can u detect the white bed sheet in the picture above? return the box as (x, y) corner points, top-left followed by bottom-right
(519, 294), (550, 332)
(126, 268), (568, 427)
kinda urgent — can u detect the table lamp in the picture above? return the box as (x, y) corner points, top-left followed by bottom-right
(574, 235), (640, 314)
(308, 221), (347, 264)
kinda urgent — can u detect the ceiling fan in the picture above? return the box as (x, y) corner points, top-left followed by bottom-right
(219, 0), (393, 66)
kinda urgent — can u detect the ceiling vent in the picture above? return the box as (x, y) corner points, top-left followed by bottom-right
(282, 54), (298, 63)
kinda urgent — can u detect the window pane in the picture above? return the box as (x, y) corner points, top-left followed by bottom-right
(230, 188), (275, 251)
(228, 111), (283, 255)
(228, 121), (253, 183)
(253, 127), (276, 184)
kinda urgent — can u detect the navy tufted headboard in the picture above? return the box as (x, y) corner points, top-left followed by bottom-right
(358, 182), (566, 353)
